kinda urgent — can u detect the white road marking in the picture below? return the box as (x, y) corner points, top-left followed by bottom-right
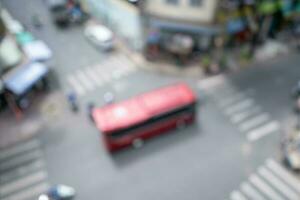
(240, 182), (266, 200)
(258, 166), (299, 200)
(112, 69), (123, 79)
(198, 74), (226, 90)
(219, 93), (248, 108)
(0, 170), (48, 197)
(239, 113), (270, 132)
(0, 159), (45, 184)
(225, 99), (254, 115)
(247, 121), (280, 141)
(230, 107), (261, 124)
(1, 182), (49, 200)
(219, 88), (255, 108)
(249, 174), (284, 200)
(213, 85), (238, 98)
(0, 150), (43, 172)
(266, 159), (300, 194)
(75, 70), (94, 91)
(94, 64), (110, 82)
(67, 75), (85, 96)
(108, 56), (121, 69)
(0, 140), (40, 162)
(85, 66), (103, 86)
(230, 190), (248, 200)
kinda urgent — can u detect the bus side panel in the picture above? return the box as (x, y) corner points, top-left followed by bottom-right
(105, 111), (196, 152)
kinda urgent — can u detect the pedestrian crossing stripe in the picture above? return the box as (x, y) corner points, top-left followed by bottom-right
(238, 113), (270, 132)
(0, 170), (48, 197)
(0, 139), (41, 162)
(249, 174), (284, 200)
(75, 70), (94, 91)
(0, 139), (49, 200)
(0, 149), (43, 173)
(247, 121), (280, 142)
(240, 182), (266, 200)
(229, 158), (300, 200)
(1, 182), (49, 200)
(208, 80), (280, 142)
(266, 159), (300, 193)
(67, 75), (85, 96)
(0, 159), (45, 185)
(258, 166), (298, 200)
(230, 106), (262, 124)
(230, 190), (248, 200)
(225, 99), (255, 115)
(85, 66), (103, 86)
(66, 54), (137, 96)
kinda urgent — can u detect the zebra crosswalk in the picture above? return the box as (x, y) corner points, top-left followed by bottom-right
(65, 53), (137, 97)
(198, 75), (280, 142)
(0, 139), (49, 200)
(228, 158), (300, 200)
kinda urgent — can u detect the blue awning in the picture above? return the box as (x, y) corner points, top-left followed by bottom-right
(227, 19), (246, 34)
(150, 19), (220, 35)
(4, 62), (49, 96)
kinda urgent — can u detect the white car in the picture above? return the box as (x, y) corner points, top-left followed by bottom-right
(84, 23), (114, 51)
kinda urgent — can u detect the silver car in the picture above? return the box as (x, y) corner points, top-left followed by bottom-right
(84, 21), (114, 51)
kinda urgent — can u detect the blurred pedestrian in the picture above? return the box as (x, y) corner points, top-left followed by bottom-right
(67, 92), (78, 112)
(87, 102), (95, 122)
(104, 92), (115, 105)
(31, 14), (43, 29)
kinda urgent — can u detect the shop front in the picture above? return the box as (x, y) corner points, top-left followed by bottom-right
(144, 18), (220, 63)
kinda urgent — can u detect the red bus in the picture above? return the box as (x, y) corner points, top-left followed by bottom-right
(92, 83), (197, 152)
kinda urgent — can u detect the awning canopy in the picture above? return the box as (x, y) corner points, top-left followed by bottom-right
(150, 19), (220, 35)
(3, 62), (49, 96)
(22, 40), (53, 62)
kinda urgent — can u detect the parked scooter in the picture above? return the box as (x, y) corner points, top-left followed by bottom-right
(31, 14), (43, 29)
(38, 185), (75, 200)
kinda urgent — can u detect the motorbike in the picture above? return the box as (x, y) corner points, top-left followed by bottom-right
(38, 185), (75, 200)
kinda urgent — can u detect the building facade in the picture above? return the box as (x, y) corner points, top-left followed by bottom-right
(141, 0), (220, 52)
(81, 0), (144, 51)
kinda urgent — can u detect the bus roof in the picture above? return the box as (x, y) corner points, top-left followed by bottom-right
(93, 83), (196, 133)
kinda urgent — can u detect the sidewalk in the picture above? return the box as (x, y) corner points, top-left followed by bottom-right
(116, 40), (205, 78)
(117, 39), (292, 78)
(0, 91), (66, 149)
(0, 109), (43, 149)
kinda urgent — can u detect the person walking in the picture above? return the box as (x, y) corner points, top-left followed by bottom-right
(87, 102), (95, 122)
(67, 92), (78, 112)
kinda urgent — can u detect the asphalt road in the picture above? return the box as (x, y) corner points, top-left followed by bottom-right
(2, 0), (300, 199)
